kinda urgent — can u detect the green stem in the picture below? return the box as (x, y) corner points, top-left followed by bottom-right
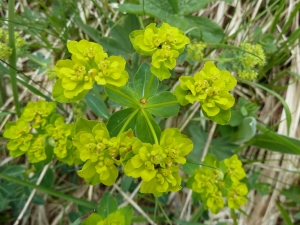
(154, 197), (158, 222)
(0, 172), (97, 209)
(143, 73), (154, 98)
(141, 109), (158, 144)
(231, 209), (238, 225)
(157, 199), (172, 225)
(8, 0), (21, 117)
(143, 100), (179, 109)
(118, 108), (140, 136)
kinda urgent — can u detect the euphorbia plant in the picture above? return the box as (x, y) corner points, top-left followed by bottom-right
(4, 22), (249, 223)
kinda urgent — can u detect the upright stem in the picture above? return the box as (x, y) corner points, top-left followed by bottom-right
(8, 0), (21, 117)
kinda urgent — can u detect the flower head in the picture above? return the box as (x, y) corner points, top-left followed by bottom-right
(189, 154), (248, 213)
(54, 40), (128, 101)
(124, 128), (193, 196)
(21, 100), (56, 128)
(130, 23), (190, 80)
(175, 61), (236, 123)
(73, 121), (134, 186)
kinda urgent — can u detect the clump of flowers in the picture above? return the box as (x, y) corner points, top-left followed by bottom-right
(189, 154), (248, 214)
(237, 42), (266, 80)
(124, 128), (193, 196)
(0, 28), (26, 59)
(54, 40), (129, 102)
(130, 23), (190, 80)
(186, 42), (207, 62)
(72, 119), (134, 186)
(174, 61), (237, 124)
(3, 100), (79, 165)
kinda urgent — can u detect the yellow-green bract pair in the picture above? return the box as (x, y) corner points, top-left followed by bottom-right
(174, 62), (237, 122)
(130, 23), (190, 80)
(54, 40), (128, 101)
(72, 120), (193, 196)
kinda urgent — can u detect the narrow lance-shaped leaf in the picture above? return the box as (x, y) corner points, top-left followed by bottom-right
(135, 110), (161, 144)
(145, 91), (180, 118)
(107, 108), (139, 137)
(134, 62), (158, 99)
(85, 93), (110, 120)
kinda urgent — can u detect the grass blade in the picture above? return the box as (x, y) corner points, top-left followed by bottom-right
(0, 172), (97, 209)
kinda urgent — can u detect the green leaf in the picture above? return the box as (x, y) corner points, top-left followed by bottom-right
(281, 186), (300, 204)
(121, 176), (133, 192)
(133, 62), (158, 98)
(228, 109), (243, 126)
(209, 138), (237, 160)
(108, 17), (136, 54)
(145, 92), (180, 118)
(16, 76), (52, 101)
(202, 108), (231, 125)
(119, 206), (133, 225)
(179, 0), (219, 15)
(75, 118), (99, 133)
(117, 0), (224, 43)
(248, 126), (300, 155)
(96, 192), (118, 219)
(136, 110), (161, 144)
(107, 108), (138, 137)
(98, 37), (132, 60)
(184, 16), (225, 43)
(294, 212), (300, 219)
(183, 155), (199, 176)
(73, 16), (101, 43)
(254, 182), (272, 196)
(105, 85), (140, 108)
(52, 79), (88, 103)
(231, 117), (257, 143)
(276, 201), (294, 225)
(40, 168), (54, 188)
(85, 94), (110, 120)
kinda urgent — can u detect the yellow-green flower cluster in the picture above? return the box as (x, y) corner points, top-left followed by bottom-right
(190, 154), (248, 213)
(237, 43), (266, 80)
(54, 40), (129, 101)
(130, 23), (190, 80)
(3, 100), (56, 162)
(4, 100), (79, 164)
(45, 115), (80, 165)
(124, 128), (193, 196)
(73, 121), (134, 186)
(0, 28), (26, 59)
(174, 61), (236, 119)
(187, 42), (207, 62)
